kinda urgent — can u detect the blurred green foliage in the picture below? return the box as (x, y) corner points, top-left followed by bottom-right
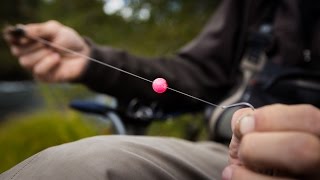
(0, 109), (100, 173)
(0, 0), (219, 79)
(0, 0), (219, 173)
(147, 113), (208, 141)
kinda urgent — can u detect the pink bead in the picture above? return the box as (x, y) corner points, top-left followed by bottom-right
(152, 78), (168, 94)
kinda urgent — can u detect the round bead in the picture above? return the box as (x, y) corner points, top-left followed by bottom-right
(152, 78), (168, 94)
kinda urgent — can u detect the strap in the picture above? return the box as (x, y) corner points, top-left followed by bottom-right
(209, 25), (271, 141)
(209, 2), (276, 141)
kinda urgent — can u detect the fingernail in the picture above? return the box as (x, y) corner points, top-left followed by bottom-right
(239, 115), (255, 135)
(222, 166), (233, 180)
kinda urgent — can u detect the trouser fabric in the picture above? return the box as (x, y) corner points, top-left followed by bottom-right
(1, 135), (228, 180)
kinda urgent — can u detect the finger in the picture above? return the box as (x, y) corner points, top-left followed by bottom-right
(33, 53), (60, 80)
(10, 43), (44, 57)
(229, 108), (255, 166)
(231, 108), (253, 131)
(3, 26), (21, 44)
(3, 26), (35, 46)
(229, 134), (242, 165)
(25, 21), (84, 54)
(5, 35), (33, 46)
(239, 132), (320, 175)
(19, 48), (53, 70)
(25, 20), (62, 40)
(49, 56), (87, 82)
(234, 104), (320, 137)
(222, 165), (295, 180)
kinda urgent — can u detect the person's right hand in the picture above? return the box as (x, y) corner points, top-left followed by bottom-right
(4, 20), (90, 82)
(223, 104), (320, 180)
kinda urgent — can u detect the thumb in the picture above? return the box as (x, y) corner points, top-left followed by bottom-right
(228, 108), (254, 165)
(24, 20), (62, 40)
(231, 108), (253, 134)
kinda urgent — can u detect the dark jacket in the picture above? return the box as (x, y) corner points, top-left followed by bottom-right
(79, 0), (320, 111)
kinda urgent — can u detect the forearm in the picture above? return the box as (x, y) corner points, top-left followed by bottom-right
(78, 40), (231, 111)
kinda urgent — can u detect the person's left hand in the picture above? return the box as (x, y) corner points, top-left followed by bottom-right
(222, 104), (320, 180)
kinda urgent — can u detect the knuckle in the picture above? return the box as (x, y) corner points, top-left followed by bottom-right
(47, 20), (61, 28)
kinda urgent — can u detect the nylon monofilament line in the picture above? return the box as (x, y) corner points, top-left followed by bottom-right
(5, 25), (255, 110)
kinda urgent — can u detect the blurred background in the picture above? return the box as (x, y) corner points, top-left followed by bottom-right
(0, 0), (220, 173)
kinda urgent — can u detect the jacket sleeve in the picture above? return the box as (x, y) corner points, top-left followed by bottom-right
(78, 0), (243, 112)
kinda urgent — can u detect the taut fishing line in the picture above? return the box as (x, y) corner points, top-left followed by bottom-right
(4, 25), (254, 110)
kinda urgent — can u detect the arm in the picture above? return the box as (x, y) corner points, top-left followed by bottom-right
(79, 0), (244, 111)
(4, 0), (243, 111)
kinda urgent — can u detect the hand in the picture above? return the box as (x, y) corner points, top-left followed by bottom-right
(223, 104), (320, 180)
(4, 20), (90, 82)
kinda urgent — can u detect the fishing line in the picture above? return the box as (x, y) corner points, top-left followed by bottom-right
(5, 25), (254, 110)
